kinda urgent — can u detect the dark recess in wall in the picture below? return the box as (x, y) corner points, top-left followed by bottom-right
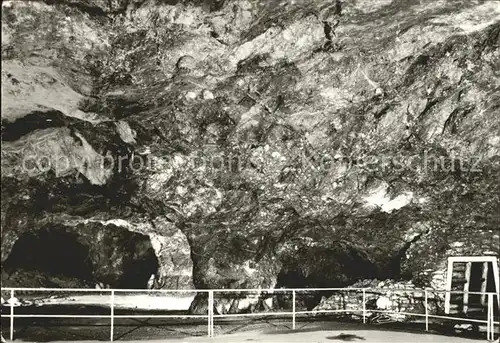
(2, 227), (160, 289)
(3, 229), (94, 281)
(1, 110), (74, 141)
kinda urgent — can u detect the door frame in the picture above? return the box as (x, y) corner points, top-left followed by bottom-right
(444, 256), (500, 314)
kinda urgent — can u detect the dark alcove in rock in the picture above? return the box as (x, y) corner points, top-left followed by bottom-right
(277, 244), (379, 288)
(117, 243), (159, 289)
(3, 229), (93, 281)
(276, 243), (380, 310)
(2, 225), (160, 289)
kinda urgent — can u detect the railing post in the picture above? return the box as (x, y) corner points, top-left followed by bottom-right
(207, 291), (210, 337)
(492, 296), (496, 343)
(10, 289), (14, 341)
(445, 259), (453, 314)
(110, 290), (115, 342)
(208, 290), (214, 338)
(206, 292), (209, 337)
(292, 290), (296, 330)
(362, 289), (366, 324)
(211, 290), (215, 337)
(492, 293), (495, 342)
(424, 289), (429, 332)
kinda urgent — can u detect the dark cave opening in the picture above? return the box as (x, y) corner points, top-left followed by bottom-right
(0, 109), (74, 142)
(275, 244), (381, 310)
(276, 245), (379, 288)
(118, 245), (159, 289)
(3, 229), (93, 281)
(3, 228), (160, 289)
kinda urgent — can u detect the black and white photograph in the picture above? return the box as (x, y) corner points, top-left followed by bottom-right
(1, 0), (499, 342)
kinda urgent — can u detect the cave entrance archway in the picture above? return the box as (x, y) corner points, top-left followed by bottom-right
(4, 229), (93, 281)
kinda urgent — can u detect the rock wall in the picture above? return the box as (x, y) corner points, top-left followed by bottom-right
(1, 0), (499, 291)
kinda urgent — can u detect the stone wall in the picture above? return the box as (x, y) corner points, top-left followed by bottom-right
(314, 279), (444, 322)
(315, 230), (500, 322)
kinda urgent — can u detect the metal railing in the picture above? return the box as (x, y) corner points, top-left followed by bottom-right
(1, 287), (498, 341)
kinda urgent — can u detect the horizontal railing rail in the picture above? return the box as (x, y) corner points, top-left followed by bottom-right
(1, 287), (497, 294)
(1, 287), (498, 342)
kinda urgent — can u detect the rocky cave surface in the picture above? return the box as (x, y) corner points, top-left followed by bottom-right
(1, 0), (500, 310)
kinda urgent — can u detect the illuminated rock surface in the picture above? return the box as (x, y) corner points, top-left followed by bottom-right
(1, 0), (499, 295)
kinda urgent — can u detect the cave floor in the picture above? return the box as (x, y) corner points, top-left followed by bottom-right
(128, 329), (485, 343)
(12, 330), (487, 343)
(8, 320), (492, 342)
